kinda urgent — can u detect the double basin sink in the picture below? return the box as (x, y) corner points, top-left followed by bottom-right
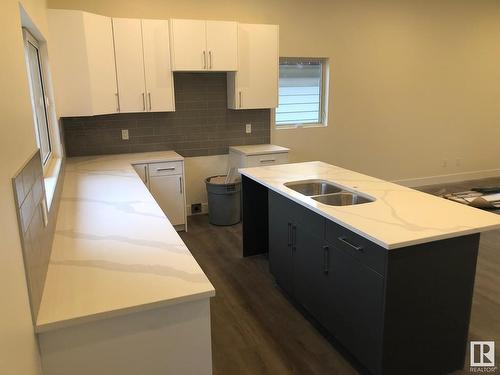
(284, 180), (374, 206)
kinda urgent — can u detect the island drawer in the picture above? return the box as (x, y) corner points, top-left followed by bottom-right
(325, 220), (386, 275)
(148, 161), (183, 176)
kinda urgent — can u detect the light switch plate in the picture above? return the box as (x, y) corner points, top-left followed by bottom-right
(245, 123), (252, 134)
(121, 129), (129, 140)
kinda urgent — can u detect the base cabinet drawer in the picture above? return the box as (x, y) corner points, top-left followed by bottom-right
(245, 152), (288, 168)
(148, 161), (183, 176)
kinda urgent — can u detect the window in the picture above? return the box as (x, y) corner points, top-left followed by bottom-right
(275, 58), (329, 128)
(23, 30), (52, 164)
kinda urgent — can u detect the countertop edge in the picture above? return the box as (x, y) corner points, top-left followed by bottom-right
(229, 146), (290, 156)
(240, 171), (500, 250)
(36, 289), (216, 334)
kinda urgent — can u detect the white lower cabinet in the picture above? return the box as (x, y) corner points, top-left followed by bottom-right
(150, 174), (185, 227)
(134, 160), (186, 230)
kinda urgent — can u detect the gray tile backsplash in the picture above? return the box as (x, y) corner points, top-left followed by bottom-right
(62, 73), (271, 157)
(12, 151), (64, 322)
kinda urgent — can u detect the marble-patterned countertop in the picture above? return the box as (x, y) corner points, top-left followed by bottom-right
(229, 144), (290, 156)
(36, 151), (215, 333)
(240, 161), (500, 250)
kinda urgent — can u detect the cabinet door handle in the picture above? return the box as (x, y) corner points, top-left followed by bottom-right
(323, 245), (329, 274)
(142, 92), (146, 111)
(287, 222), (292, 248)
(260, 159), (276, 164)
(115, 92), (120, 112)
(179, 176), (183, 194)
(203, 50), (206, 69)
(148, 92), (152, 111)
(239, 91), (242, 108)
(338, 236), (363, 252)
(292, 225), (297, 252)
(209, 50), (212, 69)
(144, 165), (148, 184)
(156, 167), (176, 172)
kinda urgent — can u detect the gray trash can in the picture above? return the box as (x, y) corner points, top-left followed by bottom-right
(205, 175), (241, 226)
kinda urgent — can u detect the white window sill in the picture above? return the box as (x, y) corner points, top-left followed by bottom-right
(43, 156), (62, 210)
(275, 123), (328, 130)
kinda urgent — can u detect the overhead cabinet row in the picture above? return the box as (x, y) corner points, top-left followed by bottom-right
(47, 10), (278, 117)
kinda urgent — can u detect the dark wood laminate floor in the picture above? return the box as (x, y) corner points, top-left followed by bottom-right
(180, 177), (500, 375)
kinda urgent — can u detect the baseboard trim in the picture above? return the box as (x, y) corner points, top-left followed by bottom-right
(393, 168), (500, 188)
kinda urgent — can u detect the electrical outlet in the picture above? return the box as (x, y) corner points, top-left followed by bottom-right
(442, 159), (448, 168)
(245, 123), (252, 134)
(121, 129), (129, 140)
(191, 203), (202, 214)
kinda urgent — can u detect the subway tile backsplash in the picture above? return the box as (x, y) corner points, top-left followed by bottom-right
(62, 73), (271, 157)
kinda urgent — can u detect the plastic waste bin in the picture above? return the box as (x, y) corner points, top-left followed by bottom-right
(205, 175), (241, 226)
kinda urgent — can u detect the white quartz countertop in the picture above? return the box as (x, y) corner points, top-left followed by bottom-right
(240, 161), (500, 250)
(36, 151), (215, 333)
(229, 144), (290, 156)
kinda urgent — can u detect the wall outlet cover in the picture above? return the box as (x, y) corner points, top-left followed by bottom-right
(121, 129), (129, 140)
(245, 123), (252, 134)
(191, 203), (202, 214)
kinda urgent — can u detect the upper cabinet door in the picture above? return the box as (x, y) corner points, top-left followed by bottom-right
(142, 19), (175, 112)
(112, 18), (147, 112)
(83, 13), (119, 115)
(47, 10), (118, 117)
(206, 21), (237, 71)
(229, 24), (279, 109)
(170, 19), (206, 71)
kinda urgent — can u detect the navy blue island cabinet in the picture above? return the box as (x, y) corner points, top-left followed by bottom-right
(241, 175), (480, 375)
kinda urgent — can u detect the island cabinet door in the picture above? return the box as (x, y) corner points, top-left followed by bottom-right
(325, 246), (385, 374)
(268, 192), (294, 295)
(292, 226), (329, 325)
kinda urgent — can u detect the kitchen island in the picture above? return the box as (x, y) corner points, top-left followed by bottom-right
(240, 161), (500, 375)
(37, 152), (215, 375)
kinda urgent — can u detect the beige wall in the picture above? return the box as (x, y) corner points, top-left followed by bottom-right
(47, 0), (500, 184)
(0, 0), (50, 374)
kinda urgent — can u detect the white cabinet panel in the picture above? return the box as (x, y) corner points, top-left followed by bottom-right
(133, 163), (149, 187)
(206, 21), (237, 71)
(150, 175), (185, 226)
(113, 18), (147, 113)
(47, 10), (118, 117)
(142, 19), (175, 112)
(83, 12), (119, 115)
(228, 24), (279, 109)
(170, 19), (206, 71)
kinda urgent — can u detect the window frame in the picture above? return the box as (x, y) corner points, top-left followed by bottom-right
(274, 57), (330, 130)
(23, 29), (53, 167)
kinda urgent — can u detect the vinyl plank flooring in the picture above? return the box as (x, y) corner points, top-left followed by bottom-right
(181, 177), (500, 375)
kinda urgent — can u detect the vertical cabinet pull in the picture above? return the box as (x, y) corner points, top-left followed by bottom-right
(179, 176), (183, 194)
(323, 245), (329, 274)
(144, 165), (148, 184)
(239, 91), (242, 108)
(292, 225), (297, 252)
(287, 223), (292, 248)
(142, 93), (146, 111)
(209, 51), (212, 69)
(148, 92), (152, 111)
(203, 50), (206, 69)
(115, 92), (120, 112)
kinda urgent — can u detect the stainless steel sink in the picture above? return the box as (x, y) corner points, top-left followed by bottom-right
(284, 179), (375, 206)
(312, 192), (374, 206)
(284, 180), (343, 196)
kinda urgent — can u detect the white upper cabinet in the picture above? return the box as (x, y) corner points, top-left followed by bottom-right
(170, 19), (237, 71)
(112, 18), (147, 113)
(142, 19), (175, 112)
(206, 21), (238, 71)
(113, 18), (175, 113)
(47, 10), (118, 117)
(170, 19), (207, 71)
(228, 24), (279, 109)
